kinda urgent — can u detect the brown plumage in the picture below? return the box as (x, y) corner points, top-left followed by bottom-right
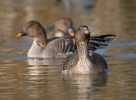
(45, 17), (76, 38)
(62, 25), (108, 74)
(16, 20), (117, 59)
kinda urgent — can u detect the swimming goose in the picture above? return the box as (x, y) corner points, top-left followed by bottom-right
(45, 17), (76, 38)
(16, 20), (77, 58)
(16, 20), (116, 59)
(62, 25), (108, 74)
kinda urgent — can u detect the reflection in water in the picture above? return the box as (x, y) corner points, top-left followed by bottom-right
(24, 65), (49, 99)
(26, 58), (63, 98)
(63, 74), (107, 100)
(19, 63), (64, 99)
(28, 58), (65, 66)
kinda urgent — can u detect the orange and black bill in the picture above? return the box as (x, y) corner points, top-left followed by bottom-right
(16, 28), (27, 38)
(68, 28), (76, 37)
(69, 32), (75, 37)
(16, 32), (23, 38)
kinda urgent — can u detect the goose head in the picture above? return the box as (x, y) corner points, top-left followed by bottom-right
(55, 17), (75, 37)
(75, 25), (90, 45)
(16, 20), (47, 38)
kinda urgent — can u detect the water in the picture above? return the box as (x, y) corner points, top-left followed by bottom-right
(0, 0), (136, 100)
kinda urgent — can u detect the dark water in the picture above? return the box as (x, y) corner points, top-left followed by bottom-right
(0, 0), (136, 100)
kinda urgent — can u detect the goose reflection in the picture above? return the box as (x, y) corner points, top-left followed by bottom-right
(24, 65), (48, 99)
(23, 57), (65, 99)
(24, 64), (63, 99)
(27, 58), (64, 81)
(28, 58), (65, 66)
(63, 74), (108, 100)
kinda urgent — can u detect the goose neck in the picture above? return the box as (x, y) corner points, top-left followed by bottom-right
(77, 42), (89, 59)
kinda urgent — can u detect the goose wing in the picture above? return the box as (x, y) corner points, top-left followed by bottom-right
(89, 34), (117, 51)
(89, 53), (108, 73)
(62, 52), (78, 71)
(47, 34), (117, 53)
(47, 36), (76, 53)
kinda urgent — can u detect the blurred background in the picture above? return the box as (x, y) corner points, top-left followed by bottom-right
(0, 0), (136, 100)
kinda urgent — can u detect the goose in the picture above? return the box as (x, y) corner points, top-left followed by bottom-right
(45, 17), (76, 38)
(16, 20), (117, 59)
(62, 25), (108, 74)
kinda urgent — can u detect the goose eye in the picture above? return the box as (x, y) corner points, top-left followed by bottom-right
(22, 28), (27, 33)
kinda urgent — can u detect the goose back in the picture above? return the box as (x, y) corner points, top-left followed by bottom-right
(42, 36), (76, 58)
